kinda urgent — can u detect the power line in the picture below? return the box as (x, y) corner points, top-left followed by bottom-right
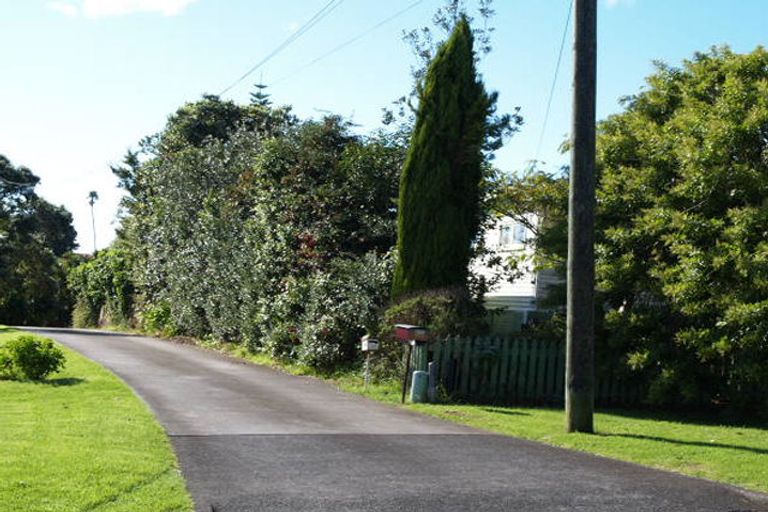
(219, 0), (345, 96)
(271, 0), (425, 87)
(220, 0), (343, 95)
(534, 0), (573, 164)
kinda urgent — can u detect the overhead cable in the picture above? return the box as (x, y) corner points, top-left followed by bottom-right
(534, 0), (574, 164)
(271, 0), (425, 86)
(219, 0), (345, 96)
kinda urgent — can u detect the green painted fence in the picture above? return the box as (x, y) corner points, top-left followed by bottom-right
(425, 336), (644, 405)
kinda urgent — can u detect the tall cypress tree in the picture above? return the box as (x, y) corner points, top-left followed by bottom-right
(392, 16), (497, 298)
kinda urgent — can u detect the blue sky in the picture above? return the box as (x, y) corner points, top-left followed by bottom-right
(1, 0), (766, 251)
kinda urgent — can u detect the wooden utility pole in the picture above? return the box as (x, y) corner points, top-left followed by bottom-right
(565, 0), (597, 434)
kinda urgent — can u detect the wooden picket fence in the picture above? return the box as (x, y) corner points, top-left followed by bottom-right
(424, 336), (644, 405)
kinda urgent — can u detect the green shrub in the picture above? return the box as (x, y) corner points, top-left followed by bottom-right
(383, 288), (487, 337)
(71, 298), (100, 328)
(262, 324), (301, 361)
(296, 253), (393, 369)
(0, 335), (66, 381)
(112, 112), (403, 369)
(68, 249), (135, 328)
(372, 288), (488, 378)
(140, 301), (179, 337)
(253, 253), (393, 369)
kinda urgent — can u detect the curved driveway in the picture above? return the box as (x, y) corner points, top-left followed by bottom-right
(28, 327), (768, 512)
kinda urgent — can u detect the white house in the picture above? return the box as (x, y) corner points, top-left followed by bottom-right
(476, 215), (561, 333)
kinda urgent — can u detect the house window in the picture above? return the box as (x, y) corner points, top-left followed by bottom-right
(513, 222), (528, 243)
(499, 221), (528, 248)
(499, 225), (513, 248)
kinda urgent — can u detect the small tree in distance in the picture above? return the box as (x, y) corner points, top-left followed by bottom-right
(251, 82), (272, 107)
(88, 190), (98, 254)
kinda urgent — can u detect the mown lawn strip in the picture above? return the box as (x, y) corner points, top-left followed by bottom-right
(0, 326), (193, 512)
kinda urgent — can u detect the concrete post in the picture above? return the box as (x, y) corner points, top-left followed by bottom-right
(411, 370), (428, 403)
(427, 361), (438, 403)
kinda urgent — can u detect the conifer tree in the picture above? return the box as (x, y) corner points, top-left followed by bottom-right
(250, 83), (271, 107)
(392, 16), (500, 298)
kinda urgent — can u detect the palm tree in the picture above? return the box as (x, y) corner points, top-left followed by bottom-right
(88, 191), (99, 254)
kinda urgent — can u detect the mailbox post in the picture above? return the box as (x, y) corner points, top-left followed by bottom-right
(394, 324), (431, 403)
(360, 334), (379, 388)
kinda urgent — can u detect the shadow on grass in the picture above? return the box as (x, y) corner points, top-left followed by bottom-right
(482, 407), (531, 417)
(44, 377), (86, 387)
(0, 376), (85, 386)
(600, 432), (768, 456)
(598, 407), (768, 430)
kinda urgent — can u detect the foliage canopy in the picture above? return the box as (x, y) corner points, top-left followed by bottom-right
(500, 47), (768, 410)
(0, 156), (77, 326)
(72, 95), (404, 369)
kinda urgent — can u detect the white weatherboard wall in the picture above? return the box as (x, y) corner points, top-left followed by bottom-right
(476, 215), (559, 333)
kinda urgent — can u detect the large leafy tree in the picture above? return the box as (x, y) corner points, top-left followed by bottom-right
(392, 16), (514, 298)
(501, 47), (768, 410)
(157, 94), (295, 152)
(0, 155), (77, 326)
(102, 97), (404, 368)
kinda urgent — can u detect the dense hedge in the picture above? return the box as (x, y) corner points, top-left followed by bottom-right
(70, 96), (407, 369)
(68, 248), (134, 328)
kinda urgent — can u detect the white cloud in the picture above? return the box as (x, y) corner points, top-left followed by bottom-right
(46, 0), (198, 19)
(286, 21), (299, 34)
(46, 1), (79, 17)
(605, 0), (636, 7)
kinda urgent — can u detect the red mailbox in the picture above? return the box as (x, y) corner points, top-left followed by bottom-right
(394, 324), (430, 343)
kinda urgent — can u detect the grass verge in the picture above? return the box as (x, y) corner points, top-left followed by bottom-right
(0, 326), (193, 512)
(404, 403), (768, 494)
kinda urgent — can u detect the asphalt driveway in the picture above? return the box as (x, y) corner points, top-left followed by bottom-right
(27, 327), (768, 512)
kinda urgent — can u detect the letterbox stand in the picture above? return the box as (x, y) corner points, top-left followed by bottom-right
(400, 341), (414, 404)
(360, 335), (379, 389)
(394, 324), (430, 404)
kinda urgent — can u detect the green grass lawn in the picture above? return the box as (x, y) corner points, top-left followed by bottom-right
(0, 327), (193, 512)
(332, 375), (768, 495)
